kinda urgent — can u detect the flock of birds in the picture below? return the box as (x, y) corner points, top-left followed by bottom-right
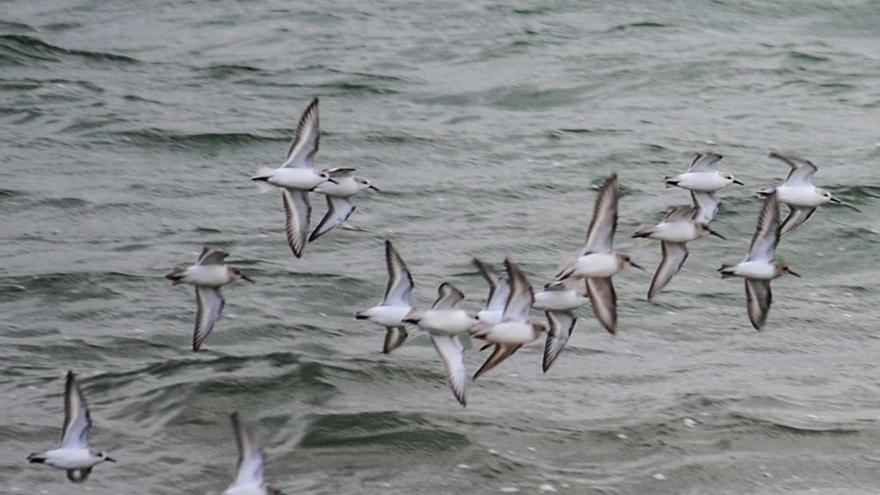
(25, 98), (843, 493)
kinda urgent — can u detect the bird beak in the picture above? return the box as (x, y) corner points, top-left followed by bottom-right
(708, 228), (727, 240)
(733, 179), (745, 185)
(369, 185), (381, 192)
(787, 269), (801, 278)
(327, 177), (339, 184)
(106, 457), (116, 463)
(830, 196), (842, 204)
(629, 261), (645, 270)
(241, 274), (256, 283)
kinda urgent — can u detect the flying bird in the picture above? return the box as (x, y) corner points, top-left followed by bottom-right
(760, 150), (841, 237)
(251, 98), (349, 258)
(309, 169), (380, 242)
(166, 247), (254, 351)
(471, 258), (510, 328)
(665, 152), (743, 192)
(222, 412), (283, 495)
(28, 371), (115, 482)
(356, 240), (415, 354)
(719, 195), (800, 330)
(548, 174), (642, 334)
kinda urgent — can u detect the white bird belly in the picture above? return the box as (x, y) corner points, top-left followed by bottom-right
(533, 289), (584, 311)
(648, 222), (699, 243)
(733, 261), (777, 279)
(363, 305), (411, 327)
(183, 265), (230, 286)
(419, 310), (475, 335)
(268, 168), (325, 190)
(484, 321), (536, 344)
(674, 172), (727, 192)
(574, 253), (620, 278)
(776, 186), (826, 207)
(43, 448), (100, 469)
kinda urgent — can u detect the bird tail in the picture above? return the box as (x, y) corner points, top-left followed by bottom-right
(632, 226), (653, 239)
(718, 263), (736, 279)
(27, 453), (46, 464)
(165, 268), (185, 285)
(664, 176), (679, 188)
(251, 166), (276, 193)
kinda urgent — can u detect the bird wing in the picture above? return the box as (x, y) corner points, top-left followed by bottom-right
(198, 248), (229, 266)
(686, 152), (723, 172)
(282, 97), (320, 169)
(586, 277), (616, 334)
(769, 151), (818, 187)
(582, 174), (619, 254)
(382, 240), (414, 306)
(431, 282), (465, 310)
(282, 188), (311, 258)
(472, 258), (510, 313)
(746, 194), (780, 262)
(382, 326), (408, 354)
(648, 242), (689, 300)
(473, 343), (523, 380)
(501, 258), (534, 322)
(543, 311), (576, 373)
(309, 196), (355, 242)
(779, 206), (816, 238)
(691, 191), (720, 224)
(193, 286), (225, 351)
(430, 334), (468, 407)
(60, 371), (92, 449)
(229, 412), (266, 488)
(745, 279), (772, 331)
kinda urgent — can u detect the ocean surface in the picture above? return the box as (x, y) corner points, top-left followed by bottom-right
(2, 1), (880, 493)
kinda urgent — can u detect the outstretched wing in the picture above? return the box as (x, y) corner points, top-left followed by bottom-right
(282, 189), (311, 258)
(198, 248), (229, 266)
(229, 412), (266, 488)
(501, 258), (534, 322)
(769, 150), (818, 187)
(692, 191), (720, 224)
(543, 311), (577, 373)
(779, 206), (816, 238)
(193, 286), (225, 351)
(745, 279), (772, 331)
(283, 98), (320, 169)
(686, 152), (723, 172)
(586, 277), (616, 334)
(432, 282), (464, 310)
(472, 258), (510, 313)
(382, 240), (414, 306)
(473, 343), (522, 380)
(309, 196), (355, 242)
(60, 371), (92, 449)
(746, 195), (780, 262)
(383, 326), (408, 354)
(431, 335), (468, 407)
(647, 242), (689, 300)
(582, 174), (619, 254)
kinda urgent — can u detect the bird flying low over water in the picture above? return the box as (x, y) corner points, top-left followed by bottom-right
(665, 152), (743, 192)
(28, 371), (115, 482)
(403, 283), (478, 407)
(309, 168), (380, 242)
(548, 174), (642, 334)
(356, 240), (415, 354)
(719, 194), (800, 330)
(166, 247), (254, 351)
(251, 98), (350, 258)
(634, 191), (725, 300)
(471, 257), (510, 328)
(760, 150), (841, 237)
(222, 412), (283, 495)
(471, 259), (547, 380)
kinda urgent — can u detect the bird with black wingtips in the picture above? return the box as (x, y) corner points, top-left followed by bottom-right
(356, 240), (415, 354)
(665, 151), (743, 191)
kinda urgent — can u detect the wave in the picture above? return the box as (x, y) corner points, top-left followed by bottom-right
(0, 34), (140, 66)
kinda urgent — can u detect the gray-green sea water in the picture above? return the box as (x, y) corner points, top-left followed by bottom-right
(2, 1), (880, 493)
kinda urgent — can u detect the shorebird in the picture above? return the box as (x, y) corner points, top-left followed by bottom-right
(719, 194), (800, 330)
(356, 240), (414, 354)
(634, 191), (725, 300)
(472, 259), (546, 380)
(542, 310), (578, 373)
(309, 169), (380, 242)
(403, 283), (478, 407)
(548, 174), (642, 334)
(28, 371), (115, 482)
(760, 150), (841, 237)
(665, 152), (743, 192)
(166, 247), (254, 352)
(251, 97), (348, 258)
(222, 412), (283, 495)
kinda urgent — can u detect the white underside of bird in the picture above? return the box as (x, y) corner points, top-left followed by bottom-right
(667, 171), (732, 192)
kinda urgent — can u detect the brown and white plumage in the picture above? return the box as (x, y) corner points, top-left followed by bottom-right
(542, 310), (577, 373)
